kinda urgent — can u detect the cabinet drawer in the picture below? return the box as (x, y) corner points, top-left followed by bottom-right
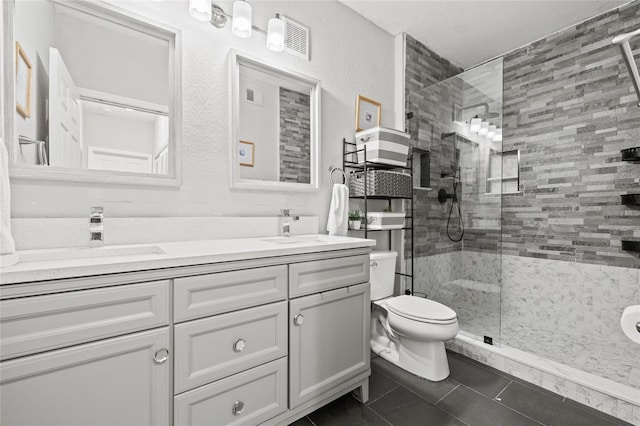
(174, 265), (287, 322)
(0, 281), (169, 361)
(174, 357), (287, 426)
(174, 301), (287, 393)
(289, 254), (369, 298)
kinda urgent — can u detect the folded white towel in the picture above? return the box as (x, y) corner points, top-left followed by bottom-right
(0, 138), (16, 254)
(327, 184), (349, 236)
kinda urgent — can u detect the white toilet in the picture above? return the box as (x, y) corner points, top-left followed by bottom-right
(369, 250), (459, 381)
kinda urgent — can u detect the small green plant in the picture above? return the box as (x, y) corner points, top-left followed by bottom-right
(348, 209), (362, 220)
(383, 206), (394, 212)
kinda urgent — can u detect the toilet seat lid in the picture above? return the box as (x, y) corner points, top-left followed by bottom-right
(386, 295), (457, 323)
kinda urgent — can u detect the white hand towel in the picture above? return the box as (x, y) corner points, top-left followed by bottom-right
(327, 184), (349, 236)
(0, 137), (16, 254)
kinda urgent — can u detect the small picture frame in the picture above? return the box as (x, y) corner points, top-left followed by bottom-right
(15, 41), (32, 118)
(355, 95), (381, 131)
(239, 140), (254, 167)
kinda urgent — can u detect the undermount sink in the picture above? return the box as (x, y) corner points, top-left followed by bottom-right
(261, 236), (325, 244)
(3, 245), (166, 267)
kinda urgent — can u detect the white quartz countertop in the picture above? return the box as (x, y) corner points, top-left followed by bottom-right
(0, 235), (375, 285)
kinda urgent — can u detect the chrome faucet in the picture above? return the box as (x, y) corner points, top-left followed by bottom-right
(89, 207), (104, 247)
(280, 209), (299, 237)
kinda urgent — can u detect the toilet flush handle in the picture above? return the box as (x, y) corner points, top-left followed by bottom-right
(370, 262), (378, 268)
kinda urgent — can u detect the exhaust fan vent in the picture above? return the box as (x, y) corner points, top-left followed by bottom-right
(282, 16), (309, 61)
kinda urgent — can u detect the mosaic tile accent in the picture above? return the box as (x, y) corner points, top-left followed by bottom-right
(501, 1), (640, 269)
(279, 87), (311, 183)
(501, 255), (640, 390)
(411, 252), (501, 344)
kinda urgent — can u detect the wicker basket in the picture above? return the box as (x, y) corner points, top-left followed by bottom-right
(349, 170), (412, 198)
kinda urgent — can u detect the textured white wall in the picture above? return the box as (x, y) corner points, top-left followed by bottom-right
(9, 0), (397, 233)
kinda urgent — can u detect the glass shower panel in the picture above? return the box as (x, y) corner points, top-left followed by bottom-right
(407, 58), (503, 345)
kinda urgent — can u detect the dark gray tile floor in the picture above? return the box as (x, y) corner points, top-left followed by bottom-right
(290, 351), (632, 426)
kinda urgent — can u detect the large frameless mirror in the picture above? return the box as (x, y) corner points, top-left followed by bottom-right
(229, 50), (320, 192)
(2, 0), (182, 186)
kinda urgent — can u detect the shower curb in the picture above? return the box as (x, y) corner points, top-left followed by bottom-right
(446, 334), (640, 426)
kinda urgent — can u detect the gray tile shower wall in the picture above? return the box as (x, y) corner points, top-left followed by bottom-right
(403, 1), (640, 411)
(279, 87), (311, 183)
(502, 1), (640, 269)
(405, 35), (464, 258)
(405, 34), (462, 98)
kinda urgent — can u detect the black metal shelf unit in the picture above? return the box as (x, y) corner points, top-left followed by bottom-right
(343, 138), (414, 295)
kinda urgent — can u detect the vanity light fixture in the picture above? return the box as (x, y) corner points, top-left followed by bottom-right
(266, 14), (285, 52)
(189, 0), (285, 52)
(478, 121), (489, 136)
(232, 0), (252, 38)
(189, 0), (212, 22)
(469, 115), (481, 133)
(487, 124), (496, 139)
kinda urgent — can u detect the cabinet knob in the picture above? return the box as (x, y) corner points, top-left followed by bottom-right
(153, 348), (169, 364)
(232, 400), (245, 416)
(233, 338), (246, 352)
(294, 314), (304, 326)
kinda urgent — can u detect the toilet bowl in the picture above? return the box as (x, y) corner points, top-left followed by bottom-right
(369, 251), (459, 381)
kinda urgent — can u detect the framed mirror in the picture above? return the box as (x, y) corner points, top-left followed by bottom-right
(1, 0), (182, 186)
(229, 50), (320, 192)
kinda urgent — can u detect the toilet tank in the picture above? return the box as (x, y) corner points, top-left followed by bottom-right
(369, 250), (398, 300)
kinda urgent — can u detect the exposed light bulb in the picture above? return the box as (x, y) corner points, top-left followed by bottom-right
(478, 121), (489, 136)
(487, 124), (496, 139)
(493, 128), (503, 142)
(189, 0), (212, 22)
(232, 0), (252, 38)
(266, 14), (285, 52)
(469, 116), (481, 133)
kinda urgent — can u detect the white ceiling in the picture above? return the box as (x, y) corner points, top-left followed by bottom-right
(339, 0), (630, 69)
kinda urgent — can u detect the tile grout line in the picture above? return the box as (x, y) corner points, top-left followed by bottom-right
(456, 383), (547, 426)
(365, 384), (400, 406)
(305, 415), (317, 426)
(367, 383), (472, 426)
(434, 383), (461, 406)
(364, 402), (394, 426)
(494, 380), (513, 400)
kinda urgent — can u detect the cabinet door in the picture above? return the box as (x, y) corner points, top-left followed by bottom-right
(289, 283), (370, 408)
(0, 328), (170, 426)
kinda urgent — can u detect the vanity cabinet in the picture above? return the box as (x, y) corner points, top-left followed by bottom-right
(0, 328), (171, 426)
(289, 283), (370, 408)
(0, 246), (371, 426)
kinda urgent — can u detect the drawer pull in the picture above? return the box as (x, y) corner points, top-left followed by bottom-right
(294, 314), (304, 326)
(232, 400), (246, 416)
(153, 348), (170, 364)
(233, 338), (246, 352)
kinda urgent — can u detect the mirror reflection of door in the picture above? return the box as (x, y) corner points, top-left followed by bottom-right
(238, 63), (312, 184)
(48, 47), (82, 168)
(13, 0), (170, 175)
